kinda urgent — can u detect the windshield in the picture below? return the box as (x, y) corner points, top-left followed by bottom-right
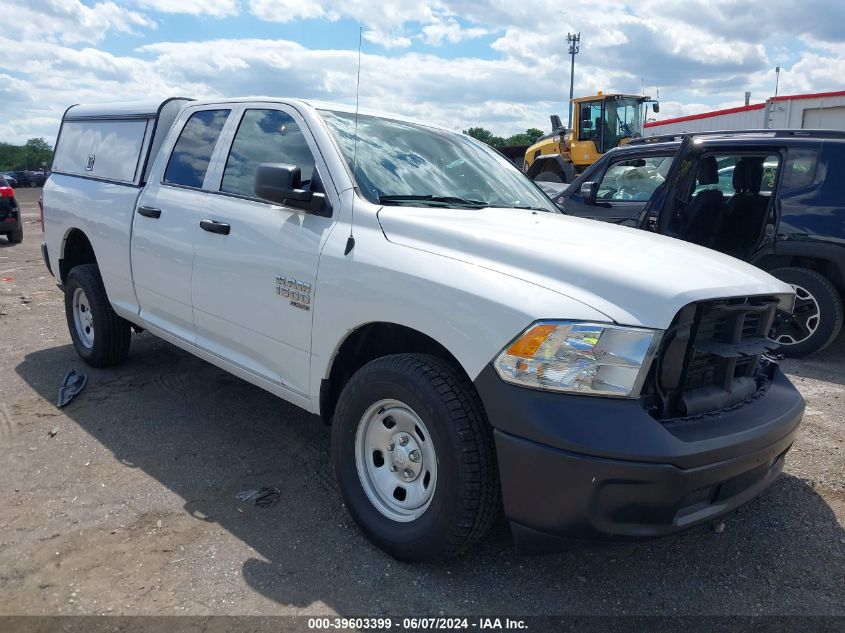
(320, 110), (556, 212)
(604, 98), (643, 145)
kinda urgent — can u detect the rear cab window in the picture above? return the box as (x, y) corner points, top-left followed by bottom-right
(164, 109), (230, 188)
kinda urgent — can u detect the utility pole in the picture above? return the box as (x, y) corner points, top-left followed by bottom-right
(774, 66), (781, 98)
(567, 32), (580, 130)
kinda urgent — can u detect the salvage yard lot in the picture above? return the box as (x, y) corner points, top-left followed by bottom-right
(0, 187), (843, 616)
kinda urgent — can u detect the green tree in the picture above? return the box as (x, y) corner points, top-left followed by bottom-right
(464, 126), (545, 148)
(463, 127), (506, 147)
(505, 127), (544, 146)
(0, 137), (53, 171)
(24, 137), (53, 170)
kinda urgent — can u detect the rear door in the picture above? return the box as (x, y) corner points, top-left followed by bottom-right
(131, 107), (232, 341)
(190, 104), (338, 397)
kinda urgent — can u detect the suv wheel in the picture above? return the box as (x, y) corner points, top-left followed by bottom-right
(7, 227), (23, 244)
(331, 354), (499, 561)
(64, 264), (132, 367)
(770, 267), (843, 356)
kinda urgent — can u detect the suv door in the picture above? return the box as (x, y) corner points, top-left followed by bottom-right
(653, 145), (782, 257)
(131, 107), (232, 341)
(562, 150), (676, 225)
(190, 104), (337, 398)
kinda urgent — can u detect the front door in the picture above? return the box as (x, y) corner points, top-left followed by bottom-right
(190, 105), (337, 398)
(566, 153), (676, 226)
(131, 107), (232, 342)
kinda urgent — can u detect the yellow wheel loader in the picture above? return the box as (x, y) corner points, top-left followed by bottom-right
(525, 93), (658, 183)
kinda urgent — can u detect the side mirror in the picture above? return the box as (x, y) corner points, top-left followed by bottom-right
(550, 114), (564, 133)
(580, 181), (599, 204)
(652, 102), (660, 113)
(254, 163), (331, 217)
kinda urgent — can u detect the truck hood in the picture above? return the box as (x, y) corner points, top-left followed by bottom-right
(377, 206), (794, 328)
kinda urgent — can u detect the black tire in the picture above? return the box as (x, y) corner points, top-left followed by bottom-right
(7, 227), (23, 244)
(331, 354), (499, 561)
(770, 267), (843, 356)
(64, 264), (131, 367)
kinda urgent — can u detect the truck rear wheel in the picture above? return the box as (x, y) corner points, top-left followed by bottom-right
(770, 267), (843, 356)
(331, 354), (499, 561)
(64, 264), (131, 367)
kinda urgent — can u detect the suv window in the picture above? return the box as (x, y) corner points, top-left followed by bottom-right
(221, 109), (316, 199)
(596, 155), (672, 201)
(693, 154), (779, 198)
(164, 109), (230, 188)
(781, 148), (819, 191)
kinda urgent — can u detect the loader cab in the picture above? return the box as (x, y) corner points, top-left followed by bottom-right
(571, 95), (648, 165)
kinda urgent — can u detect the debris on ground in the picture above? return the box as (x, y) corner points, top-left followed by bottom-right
(235, 487), (281, 508)
(48, 426), (59, 438)
(713, 521), (726, 534)
(57, 369), (88, 408)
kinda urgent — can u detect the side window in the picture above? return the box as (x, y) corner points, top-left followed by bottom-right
(220, 109), (317, 199)
(164, 109), (230, 188)
(692, 154), (779, 199)
(596, 155), (672, 201)
(781, 148), (819, 191)
(579, 102), (602, 142)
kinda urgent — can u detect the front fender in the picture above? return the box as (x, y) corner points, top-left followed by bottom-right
(308, 222), (610, 408)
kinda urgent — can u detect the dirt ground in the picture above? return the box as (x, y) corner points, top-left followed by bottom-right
(0, 186), (843, 617)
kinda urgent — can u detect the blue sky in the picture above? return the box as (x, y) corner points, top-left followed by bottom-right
(0, 0), (843, 144)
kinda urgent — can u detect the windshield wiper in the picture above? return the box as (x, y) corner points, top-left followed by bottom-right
(378, 195), (489, 208)
(490, 204), (554, 213)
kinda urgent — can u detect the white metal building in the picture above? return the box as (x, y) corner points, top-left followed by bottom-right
(644, 90), (845, 136)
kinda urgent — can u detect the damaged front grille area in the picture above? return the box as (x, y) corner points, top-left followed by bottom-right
(646, 296), (781, 420)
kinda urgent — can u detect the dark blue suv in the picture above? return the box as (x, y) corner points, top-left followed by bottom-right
(557, 130), (845, 356)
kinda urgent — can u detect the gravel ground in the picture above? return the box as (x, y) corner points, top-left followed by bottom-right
(0, 187), (843, 617)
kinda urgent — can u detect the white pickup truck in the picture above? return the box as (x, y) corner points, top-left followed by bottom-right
(42, 97), (805, 561)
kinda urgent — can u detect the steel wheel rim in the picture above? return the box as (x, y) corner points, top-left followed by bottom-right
(774, 284), (820, 345)
(354, 398), (437, 522)
(72, 287), (94, 349)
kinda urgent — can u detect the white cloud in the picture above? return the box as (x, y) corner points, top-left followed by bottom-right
(4, 0), (154, 45)
(363, 31), (412, 49)
(135, 0), (239, 18)
(248, 0), (438, 31)
(248, 0), (327, 22)
(421, 18), (488, 46)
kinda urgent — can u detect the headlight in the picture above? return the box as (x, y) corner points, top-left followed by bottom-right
(494, 321), (662, 397)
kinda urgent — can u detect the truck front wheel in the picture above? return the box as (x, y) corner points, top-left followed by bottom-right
(331, 354), (500, 561)
(64, 264), (131, 367)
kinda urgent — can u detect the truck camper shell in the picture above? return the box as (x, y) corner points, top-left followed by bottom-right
(51, 97), (193, 186)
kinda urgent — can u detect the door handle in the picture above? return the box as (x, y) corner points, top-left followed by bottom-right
(199, 219), (231, 235)
(137, 206), (161, 219)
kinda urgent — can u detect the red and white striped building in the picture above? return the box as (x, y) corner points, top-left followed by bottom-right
(644, 90), (845, 136)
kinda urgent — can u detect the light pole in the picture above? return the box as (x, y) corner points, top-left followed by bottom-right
(567, 32), (580, 130)
(774, 66), (781, 98)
